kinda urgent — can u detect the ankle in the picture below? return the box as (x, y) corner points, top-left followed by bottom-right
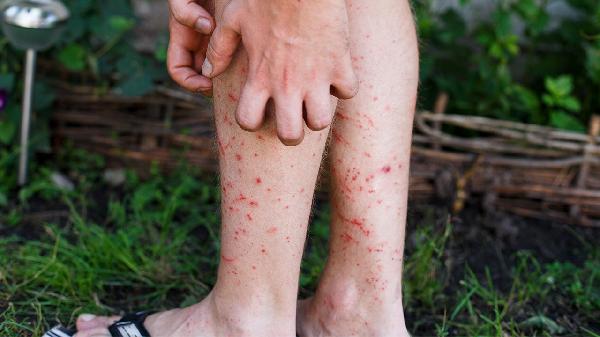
(206, 290), (296, 337)
(306, 279), (408, 336)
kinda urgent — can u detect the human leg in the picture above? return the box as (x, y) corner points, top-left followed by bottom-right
(298, 1), (419, 336)
(73, 7), (333, 337)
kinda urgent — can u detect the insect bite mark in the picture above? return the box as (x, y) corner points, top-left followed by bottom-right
(227, 93), (238, 102)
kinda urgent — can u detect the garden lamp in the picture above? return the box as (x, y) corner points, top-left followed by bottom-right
(0, 0), (69, 185)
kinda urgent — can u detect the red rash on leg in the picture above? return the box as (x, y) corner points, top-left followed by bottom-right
(351, 218), (371, 236)
(367, 246), (384, 253)
(362, 113), (375, 128)
(218, 137), (234, 155)
(255, 177), (262, 184)
(340, 232), (356, 244)
(235, 154), (242, 161)
(246, 213), (253, 221)
(267, 227), (278, 234)
(381, 165), (391, 173)
(223, 115), (234, 126)
(227, 93), (238, 102)
(331, 130), (351, 146)
(336, 210), (371, 236)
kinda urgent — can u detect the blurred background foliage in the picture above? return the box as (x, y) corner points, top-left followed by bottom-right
(0, 0), (599, 152)
(415, 0), (599, 131)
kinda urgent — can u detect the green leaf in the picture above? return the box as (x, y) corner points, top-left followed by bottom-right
(545, 75), (573, 97)
(585, 45), (600, 84)
(57, 44), (87, 71)
(493, 9), (512, 37)
(115, 72), (154, 97)
(0, 120), (15, 144)
(154, 36), (168, 63)
(33, 81), (56, 111)
(560, 96), (582, 112)
(89, 15), (134, 42)
(0, 74), (15, 91)
(520, 315), (565, 335)
(109, 16), (135, 33)
(550, 111), (586, 132)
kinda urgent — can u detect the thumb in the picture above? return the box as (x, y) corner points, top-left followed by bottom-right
(202, 22), (241, 78)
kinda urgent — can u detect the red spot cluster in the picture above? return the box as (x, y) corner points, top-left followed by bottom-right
(227, 93), (238, 102)
(340, 232), (356, 243)
(350, 218), (371, 236)
(367, 246), (384, 253)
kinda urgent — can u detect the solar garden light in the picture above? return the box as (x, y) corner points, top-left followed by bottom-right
(0, 0), (69, 185)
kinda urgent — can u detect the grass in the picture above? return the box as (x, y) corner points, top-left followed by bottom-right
(0, 146), (599, 336)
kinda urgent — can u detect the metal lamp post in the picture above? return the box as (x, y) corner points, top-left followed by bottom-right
(0, 0), (69, 185)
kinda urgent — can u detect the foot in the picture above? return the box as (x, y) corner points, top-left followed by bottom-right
(73, 292), (293, 337)
(296, 290), (410, 337)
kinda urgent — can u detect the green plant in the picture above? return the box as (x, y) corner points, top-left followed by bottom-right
(403, 212), (452, 308)
(543, 75), (585, 131)
(0, 0), (168, 153)
(414, 0), (600, 130)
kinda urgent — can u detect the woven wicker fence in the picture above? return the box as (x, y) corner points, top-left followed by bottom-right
(51, 86), (600, 227)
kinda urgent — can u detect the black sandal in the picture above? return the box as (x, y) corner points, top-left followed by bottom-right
(44, 311), (154, 337)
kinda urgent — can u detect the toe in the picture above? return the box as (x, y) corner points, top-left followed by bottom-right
(76, 314), (121, 331)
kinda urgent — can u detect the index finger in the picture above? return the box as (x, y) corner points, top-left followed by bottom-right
(168, 20), (213, 94)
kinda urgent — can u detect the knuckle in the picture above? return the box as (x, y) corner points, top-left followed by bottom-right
(278, 126), (303, 144)
(170, 4), (187, 23)
(311, 113), (332, 130)
(236, 112), (259, 129)
(207, 39), (230, 62)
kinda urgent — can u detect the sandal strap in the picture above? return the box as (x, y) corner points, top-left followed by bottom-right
(108, 311), (154, 337)
(43, 326), (76, 337)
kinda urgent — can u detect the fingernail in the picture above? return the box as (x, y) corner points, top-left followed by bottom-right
(79, 314), (96, 321)
(202, 58), (213, 77)
(195, 17), (212, 33)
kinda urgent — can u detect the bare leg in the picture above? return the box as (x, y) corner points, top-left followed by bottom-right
(74, 5), (332, 337)
(298, 1), (419, 336)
